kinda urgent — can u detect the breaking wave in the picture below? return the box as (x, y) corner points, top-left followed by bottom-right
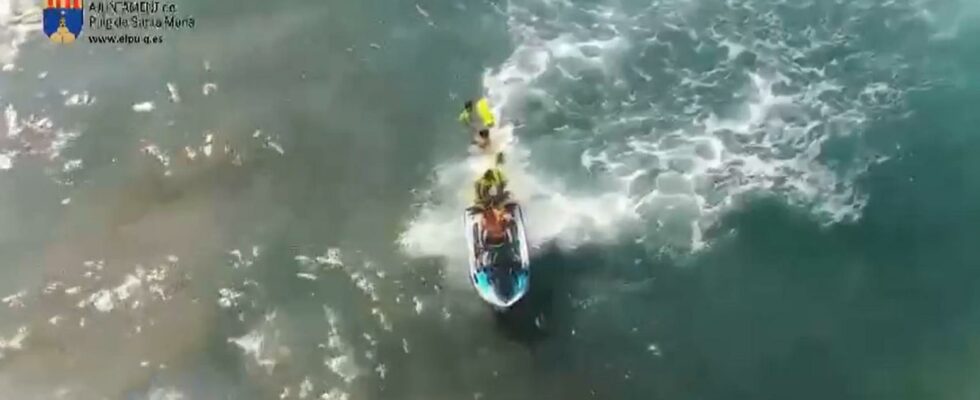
(401, 0), (940, 257)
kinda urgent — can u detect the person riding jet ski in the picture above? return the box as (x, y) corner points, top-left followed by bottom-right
(481, 204), (513, 244)
(462, 169), (531, 309)
(473, 168), (509, 208)
(472, 168), (518, 249)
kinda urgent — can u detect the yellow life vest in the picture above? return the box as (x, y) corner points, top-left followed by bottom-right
(475, 168), (507, 199)
(459, 97), (496, 130)
(475, 98), (495, 128)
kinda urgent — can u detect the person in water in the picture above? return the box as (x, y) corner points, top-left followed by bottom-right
(459, 97), (496, 148)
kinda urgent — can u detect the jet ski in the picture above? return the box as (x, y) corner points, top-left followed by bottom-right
(463, 203), (531, 310)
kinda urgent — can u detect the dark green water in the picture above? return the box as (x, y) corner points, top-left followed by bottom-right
(0, 0), (978, 399)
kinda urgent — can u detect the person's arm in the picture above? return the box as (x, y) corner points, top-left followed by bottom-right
(474, 181), (484, 200)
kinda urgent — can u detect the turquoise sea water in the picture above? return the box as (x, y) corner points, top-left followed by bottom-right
(0, 0), (978, 399)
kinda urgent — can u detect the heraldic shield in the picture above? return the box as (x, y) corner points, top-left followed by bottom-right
(43, 0), (84, 44)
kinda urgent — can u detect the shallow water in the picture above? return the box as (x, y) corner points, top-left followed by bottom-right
(1, 0), (979, 399)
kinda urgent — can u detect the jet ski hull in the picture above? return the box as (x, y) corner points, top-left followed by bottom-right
(463, 204), (531, 310)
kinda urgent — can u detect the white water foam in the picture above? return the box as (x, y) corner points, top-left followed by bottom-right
(147, 387), (186, 400)
(228, 314), (281, 375)
(0, 0), (40, 68)
(403, 0), (931, 256)
(399, 8), (637, 267)
(399, 2), (653, 265)
(133, 102), (156, 112)
(0, 103), (81, 178)
(217, 246), (396, 398)
(0, 326), (30, 360)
